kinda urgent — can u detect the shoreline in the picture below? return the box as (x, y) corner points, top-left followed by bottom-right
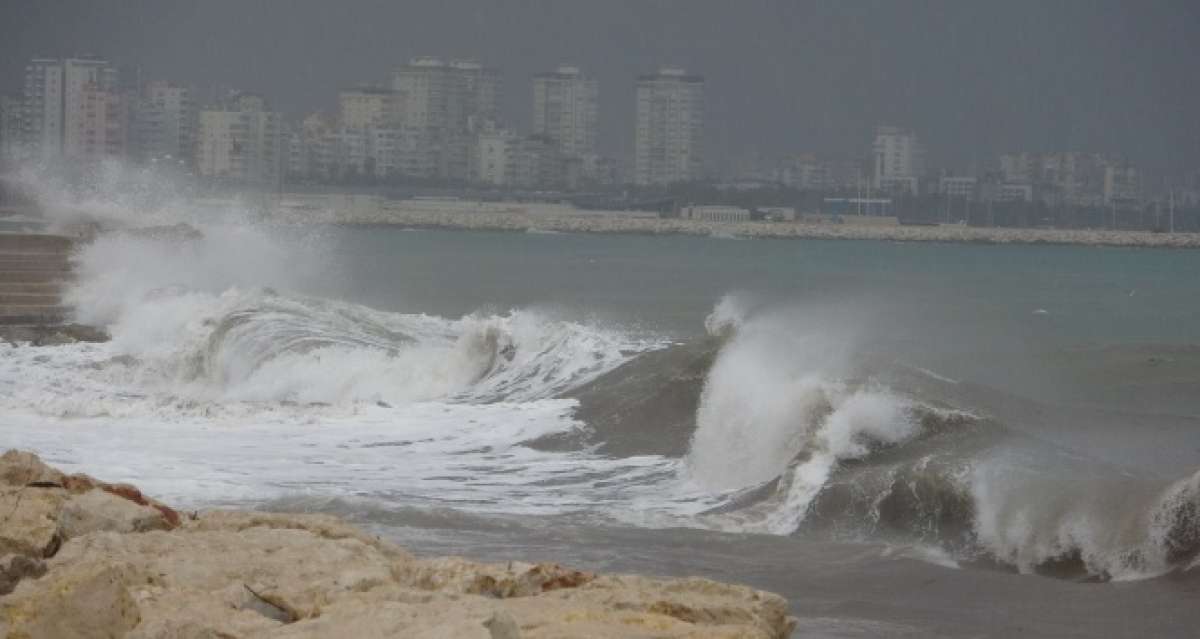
(305, 208), (1200, 249)
(0, 450), (796, 638)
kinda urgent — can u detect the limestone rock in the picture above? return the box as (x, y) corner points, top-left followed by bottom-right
(0, 485), (66, 558)
(186, 509), (411, 561)
(400, 556), (595, 597)
(0, 449), (66, 487)
(0, 450), (797, 638)
(59, 488), (174, 538)
(0, 559), (142, 638)
(0, 554), (46, 596)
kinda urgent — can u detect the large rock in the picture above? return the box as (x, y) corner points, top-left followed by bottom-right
(0, 451), (797, 638)
(0, 559), (141, 638)
(0, 449), (66, 487)
(0, 449), (179, 598)
(0, 485), (66, 558)
(0, 554), (46, 596)
(58, 489), (175, 538)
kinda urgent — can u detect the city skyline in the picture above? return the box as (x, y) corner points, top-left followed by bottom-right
(2, 0), (1199, 175)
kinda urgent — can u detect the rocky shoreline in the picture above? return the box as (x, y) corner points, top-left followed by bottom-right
(318, 207), (1200, 249)
(0, 450), (796, 638)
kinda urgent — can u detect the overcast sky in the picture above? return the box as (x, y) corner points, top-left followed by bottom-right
(2, 0), (1198, 174)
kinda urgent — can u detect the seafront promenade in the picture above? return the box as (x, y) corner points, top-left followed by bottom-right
(268, 197), (1200, 249)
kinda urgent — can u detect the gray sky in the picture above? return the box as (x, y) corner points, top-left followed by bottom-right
(2, 0), (1198, 173)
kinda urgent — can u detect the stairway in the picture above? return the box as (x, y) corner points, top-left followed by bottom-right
(0, 233), (74, 329)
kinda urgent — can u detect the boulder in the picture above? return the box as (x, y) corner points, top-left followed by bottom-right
(0, 449), (66, 487)
(0, 554), (46, 596)
(0, 559), (141, 639)
(0, 450), (797, 638)
(59, 489), (175, 538)
(0, 485), (66, 558)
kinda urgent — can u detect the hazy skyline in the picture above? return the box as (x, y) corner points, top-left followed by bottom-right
(3, 0), (1198, 174)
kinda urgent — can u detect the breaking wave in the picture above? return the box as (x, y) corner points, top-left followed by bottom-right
(593, 296), (1200, 581)
(4, 203), (1196, 584)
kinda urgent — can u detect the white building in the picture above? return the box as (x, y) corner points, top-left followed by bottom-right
(993, 182), (1034, 203)
(1103, 164), (1140, 206)
(287, 112), (332, 180)
(682, 205), (751, 222)
(872, 125), (924, 194)
(0, 95), (22, 163)
(470, 127), (561, 188)
(196, 93), (283, 186)
(337, 86), (403, 130)
(999, 151), (1130, 207)
(532, 65), (598, 160)
(939, 176), (977, 198)
(776, 153), (861, 191)
(390, 57), (503, 180)
(18, 57), (125, 164)
(634, 68), (704, 186)
(131, 81), (196, 166)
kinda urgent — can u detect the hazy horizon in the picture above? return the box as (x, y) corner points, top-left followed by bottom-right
(2, 1), (1199, 174)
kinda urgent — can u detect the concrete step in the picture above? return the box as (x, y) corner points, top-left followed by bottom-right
(0, 271), (71, 283)
(0, 260), (72, 272)
(0, 234), (75, 253)
(0, 306), (67, 326)
(0, 252), (71, 263)
(0, 293), (60, 305)
(0, 282), (62, 294)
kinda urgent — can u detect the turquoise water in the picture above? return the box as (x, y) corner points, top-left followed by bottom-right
(318, 228), (1200, 416)
(331, 228), (1200, 344)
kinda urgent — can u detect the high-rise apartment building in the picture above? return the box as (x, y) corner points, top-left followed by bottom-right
(130, 81), (196, 166)
(634, 68), (704, 186)
(872, 125), (924, 194)
(0, 95), (22, 163)
(196, 93), (283, 186)
(18, 57), (125, 164)
(337, 86), (404, 130)
(532, 65), (598, 160)
(390, 57), (503, 180)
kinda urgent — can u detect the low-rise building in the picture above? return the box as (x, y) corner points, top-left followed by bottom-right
(1103, 164), (1140, 206)
(681, 205), (751, 222)
(939, 176), (978, 199)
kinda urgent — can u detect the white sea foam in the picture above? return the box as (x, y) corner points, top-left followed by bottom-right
(971, 461), (1200, 580)
(686, 303), (919, 534)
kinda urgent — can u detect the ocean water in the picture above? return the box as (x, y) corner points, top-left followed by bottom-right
(3, 222), (1200, 637)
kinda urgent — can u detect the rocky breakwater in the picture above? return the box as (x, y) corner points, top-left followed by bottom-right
(0, 450), (795, 638)
(349, 206), (1200, 249)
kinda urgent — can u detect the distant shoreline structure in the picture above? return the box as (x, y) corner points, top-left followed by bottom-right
(264, 196), (1200, 249)
(8, 194), (1200, 249)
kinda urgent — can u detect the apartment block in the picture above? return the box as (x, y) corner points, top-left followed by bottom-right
(130, 81), (196, 165)
(390, 57), (503, 180)
(532, 65), (598, 160)
(872, 126), (924, 195)
(196, 93), (283, 186)
(634, 68), (704, 186)
(18, 57), (125, 164)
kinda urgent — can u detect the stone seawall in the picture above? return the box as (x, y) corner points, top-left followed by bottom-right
(0, 451), (796, 638)
(307, 207), (1200, 249)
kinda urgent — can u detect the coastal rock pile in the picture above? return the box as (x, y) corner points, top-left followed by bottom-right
(0, 450), (795, 638)
(334, 206), (1200, 249)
